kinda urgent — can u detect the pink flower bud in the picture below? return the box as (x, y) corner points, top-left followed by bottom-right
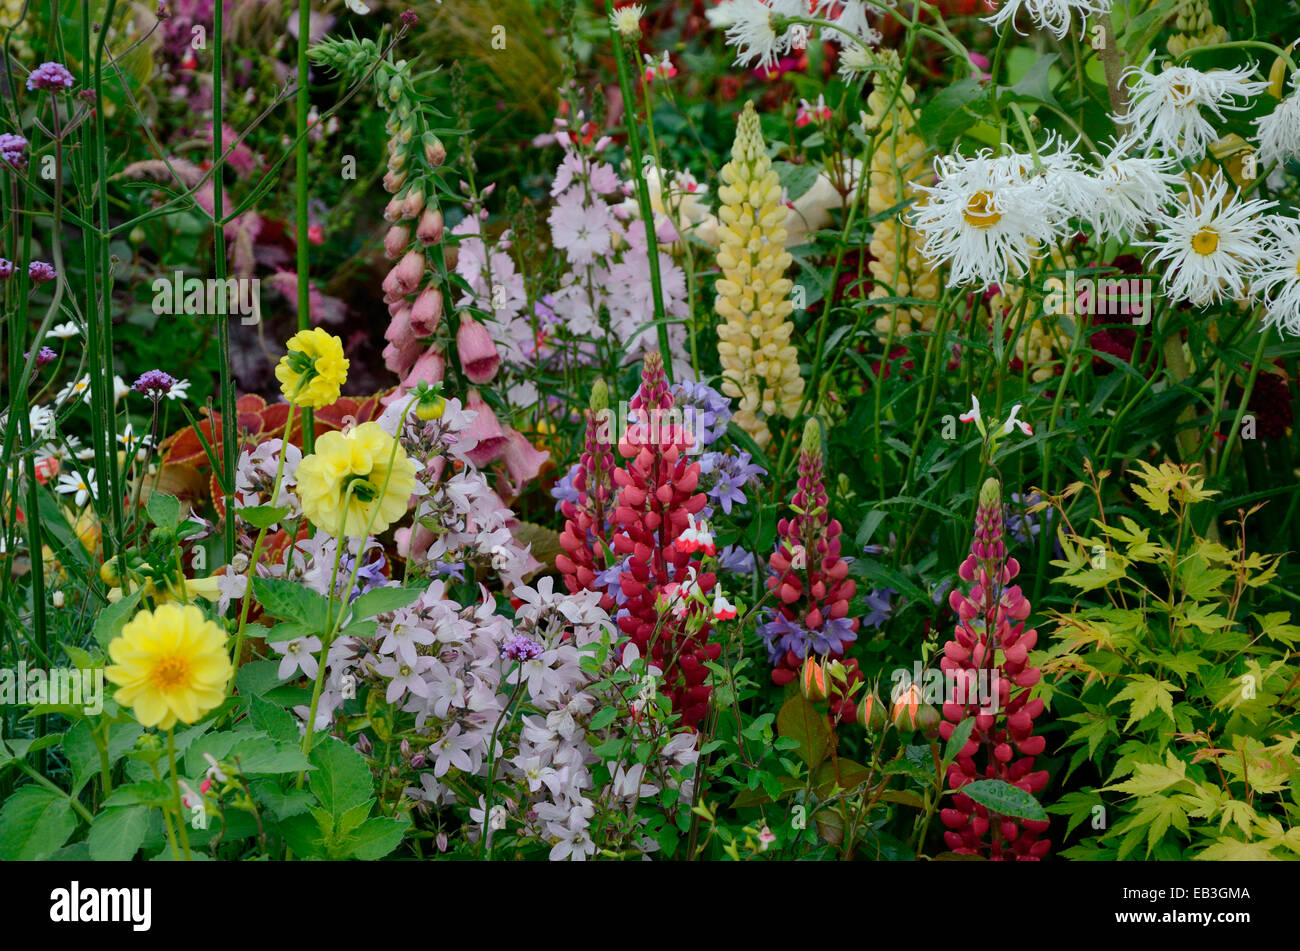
(410, 286), (443, 335)
(384, 224), (410, 259)
(382, 168), (407, 193)
(382, 249), (425, 298)
(456, 315), (501, 384)
(416, 206), (444, 245)
(401, 188), (425, 219)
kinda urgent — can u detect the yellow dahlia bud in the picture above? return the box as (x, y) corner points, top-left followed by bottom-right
(713, 101), (804, 449)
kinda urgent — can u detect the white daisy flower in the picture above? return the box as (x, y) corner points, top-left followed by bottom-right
(1030, 133), (1108, 223)
(75, 446), (96, 462)
(1138, 170), (1273, 307)
(1255, 74), (1300, 167)
(29, 405), (56, 439)
(909, 149), (1073, 289)
(983, 0), (1109, 40)
(813, 0), (881, 47)
(46, 321), (80, 339)
(706, 0), (806, 71)
(117, 423), (154, 462)
(112, 375), (130, 405)
(608, 2), (645, 39)
(1086, 135), (1182, 238)
(165, 378), (192, 401)
(1120, 57), (1268, 159)
(343, 0), (371, 14)
(55, 468), (96, 506)
(1252, 216), (1300, 334)
(55, 374), (92, 407)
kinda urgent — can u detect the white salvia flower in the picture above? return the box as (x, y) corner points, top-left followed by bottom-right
(1138, 171), (1273, 307)
(707, 0), (806, 71)
(1120, 57), (1269, 159)
(1086, 135), (1181, 238)
(983, 0), (1109, 40)
(1255, 74), (1300, 167)
(1251, 216), (1300, 335)
(909, 149), (1072, 289)
(608, 2), (645, 39)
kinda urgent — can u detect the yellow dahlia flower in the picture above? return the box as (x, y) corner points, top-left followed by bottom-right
(275, 328), (349, 409)
(864, 70), (941, 343)
(294, 422), (418, 538)
(714, 101), (804, 449)
(105, 604), (233, 730)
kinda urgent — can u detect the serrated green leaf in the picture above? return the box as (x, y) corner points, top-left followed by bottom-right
(0, 785), (79, 859)
(88, 806), (150, 861)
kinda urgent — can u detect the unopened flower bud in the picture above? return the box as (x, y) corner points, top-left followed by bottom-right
(416, 206), (444, 245)
(423, 132), (446, 167)
(384, 224), (410, 259)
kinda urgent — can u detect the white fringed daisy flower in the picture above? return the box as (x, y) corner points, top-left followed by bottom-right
(1086, 135), (1181, 238)
(706, 0), (806, 71)
(1255, 74), (1300, 167)
(983, 0), (1110, 40)
(1252, 216), (1300, 334)
(1120, 57), (1268, 159)
(1138, 170), (1273, 307)
(609, 3), (646, 39)
(909, 149), (1073, 289)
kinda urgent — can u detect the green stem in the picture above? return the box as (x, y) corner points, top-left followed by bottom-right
(610, 26), (673, 379)
(297, 0), (316, 452)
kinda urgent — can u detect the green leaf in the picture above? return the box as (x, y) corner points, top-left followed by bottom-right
(93, 588), (145, 649)
(239, 505), (291, 529)
(1001, 53), (1061, 110)
(957, 779), (1048, 822)
(349, 585), (423, 621)
(916, 78), (989, 146)
(0, 785), (79, 859)
(308, 736), (374, 820)
(943, 717), (976, 767)
(776, 694), (832, 770)
(346, 815), (410, 859)
(88, 806), (150, 861)
(146, 492), (183, 532)
(236, 658), (287, 697)
(1112, 674), (1177, 728)
(102, 780), (176, 809)
(250, 696), (300, 743)
(251, 577), (330, 630)
(772, 161), (820, 202)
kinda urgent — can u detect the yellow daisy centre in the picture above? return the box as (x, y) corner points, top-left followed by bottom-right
(963, 190), (1002, 229)
(1191, 227), (1219, 255)
(1294, 255), (1300, 277)
(150, 655), (192, 689)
